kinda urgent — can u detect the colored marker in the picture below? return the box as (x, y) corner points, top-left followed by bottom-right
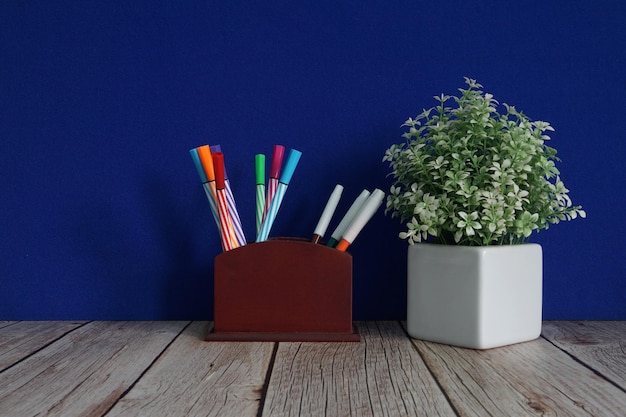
(210, 145), (246, 247)
(311, 184), (343, 244)
(336, 188), (385, 252)
(264, 145), (285, 222)
(326, 189), (370, 248)
(197, 145), (232, 249)
(255, 154), (266, 239)
(257, 148), (302, 242)
(212, 152), (238, 251)
(189, 147), (221, 234)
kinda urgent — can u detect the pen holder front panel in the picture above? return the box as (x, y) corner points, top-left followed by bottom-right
(207, 238), (359, 341)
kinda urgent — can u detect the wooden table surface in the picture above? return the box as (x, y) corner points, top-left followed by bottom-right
(0, 321), (624, 416)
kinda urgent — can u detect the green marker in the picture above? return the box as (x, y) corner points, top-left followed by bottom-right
(255, 154), (266, 239)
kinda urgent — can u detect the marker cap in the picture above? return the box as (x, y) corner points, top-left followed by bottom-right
(197, 145), (216, 181)
(269, 145), (285, 179)
(255, 154), (265, 185)
(279, 149), (302, 185)
(210, 145), (229, 179)
(212, 152), (226, 189)
(313, 184), (344, 237)
(189, 148), (208, 183)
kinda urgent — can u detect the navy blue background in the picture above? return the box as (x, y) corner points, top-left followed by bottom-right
(2, 1), (624, 320)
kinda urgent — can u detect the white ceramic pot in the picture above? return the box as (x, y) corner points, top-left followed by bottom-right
(406, 243), (542, 349)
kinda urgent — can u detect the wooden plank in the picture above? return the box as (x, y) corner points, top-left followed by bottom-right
(262, 321), (455, 417)
(413, 334), (626, 416)
(541, 321), (626, 391)
(0, 321), (86, 371)
(106, 321), (274, 417)
(0, 321), (187, 417)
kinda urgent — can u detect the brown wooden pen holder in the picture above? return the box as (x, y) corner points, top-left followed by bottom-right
(205, 238), (360, 342)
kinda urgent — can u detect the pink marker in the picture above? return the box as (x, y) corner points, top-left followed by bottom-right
(264, 145), (285, 222)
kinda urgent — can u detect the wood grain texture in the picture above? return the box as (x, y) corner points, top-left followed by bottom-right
(542, 320), (626, 391)
(0, 320), (85, 371)
(262, 321), (455, 417)
(107, 321), (275, 417)
(0, 321), (187, 417)
(413, 336), (626, 416)
(1, 321), (625, 416)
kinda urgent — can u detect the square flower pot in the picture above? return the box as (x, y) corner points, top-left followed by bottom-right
(406, 243), (542, 349)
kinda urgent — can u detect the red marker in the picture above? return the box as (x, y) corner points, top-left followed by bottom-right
(212, 152), (238, 251)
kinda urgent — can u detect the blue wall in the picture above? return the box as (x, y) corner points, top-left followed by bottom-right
(2, 1), (624, 320)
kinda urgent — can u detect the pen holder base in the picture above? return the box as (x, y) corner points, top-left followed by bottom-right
(206, 238), (360, 342)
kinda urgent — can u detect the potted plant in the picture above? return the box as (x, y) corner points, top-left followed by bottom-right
(383, 77), (585, 349)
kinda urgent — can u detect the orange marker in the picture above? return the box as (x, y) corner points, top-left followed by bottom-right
(196, 145), (220, 208)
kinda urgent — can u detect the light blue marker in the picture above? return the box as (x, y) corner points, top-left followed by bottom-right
(189, 148), (220, 231)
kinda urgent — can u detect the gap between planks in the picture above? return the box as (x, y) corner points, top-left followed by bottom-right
(1, 321), (625, 417)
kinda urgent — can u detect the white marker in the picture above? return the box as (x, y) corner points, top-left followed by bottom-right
(311, 184), (344, 244)
(336, 188), (385, 252)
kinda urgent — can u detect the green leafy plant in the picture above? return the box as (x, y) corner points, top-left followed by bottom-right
(383, 77), (585, 245)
